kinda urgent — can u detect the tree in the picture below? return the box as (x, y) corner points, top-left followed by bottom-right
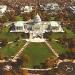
(0, 52), (4, 60)
(20, 69), (30, 75)
(0, 38), (7, 47)
(4, 11), (16, 21)
(45, 57), (58, 68)
(56, 71), (66, 75)
(1, 15), (9, 23)
(22, 13), (31, 21)
(4, 71), (15, 75)
(20, 54), (30, 66)
(9, 23), (15, 31)
(13, 16), (23, 21)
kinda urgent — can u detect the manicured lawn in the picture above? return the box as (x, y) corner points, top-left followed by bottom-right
(49, 27), (75, 40)
(50, 41), (70, 55)
(49, 32), (64, 39)
(24, 43), (55, 68)
(64, 28), (75, 38)
(0, 40), (26, 57)
(0, 26), (22, 41)
(48, 27), (75, 55)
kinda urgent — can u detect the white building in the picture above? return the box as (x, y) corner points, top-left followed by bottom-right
(0, 5), (7, 14)
(10, 14), (64, 41)
(21, 6), (33, 13)
(50, 21), (64, 32)
(43, 3), (60, 12)
(69, 6), (75, 14)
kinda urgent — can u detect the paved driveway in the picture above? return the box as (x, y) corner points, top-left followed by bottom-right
(58, 62), (75, 75)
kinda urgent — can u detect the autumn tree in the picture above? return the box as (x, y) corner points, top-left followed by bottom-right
(21, 13), (31, 21)
(45, 57), (58, 68)
(20, 69), (30, 75)
(56, 71), (66, 75)
(1, 15), (9, 23)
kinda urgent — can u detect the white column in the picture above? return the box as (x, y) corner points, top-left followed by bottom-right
(42, 33), (43, 39)
(29, 32), (33, 39)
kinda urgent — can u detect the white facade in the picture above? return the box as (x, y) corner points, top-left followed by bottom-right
(47, 3), (59, 10)
(14, 21), (25, 31)
(10, 14), (64, 40)
(43, 3), (60, 11)
(69, 6), (75, 14)
(0, 5), (7, 14)
(10, 14), (64, 33)
(33, 13), (42, 23)
(21, 6), (33, 13)
(50, 21), (64, 32)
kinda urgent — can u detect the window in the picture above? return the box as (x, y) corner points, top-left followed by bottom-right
(16, 26), (23, 30)
(52, 26), (59, 30)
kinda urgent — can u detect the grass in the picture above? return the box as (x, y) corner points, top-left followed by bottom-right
(49, 28), (75, 40)
(0, 26), (22, 41)
(50, 41), (70, 55)
(64, 28), (75, 38)
(48, 28), (75, 55)
(49, 33), (64, 39)
(0, 40), (26, 57)
(24, 42), (55, 68)
(0, 26), (26, 58)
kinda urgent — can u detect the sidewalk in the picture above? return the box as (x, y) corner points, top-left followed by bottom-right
(45, 41), (59, 57)
(12, 42), (30, 60)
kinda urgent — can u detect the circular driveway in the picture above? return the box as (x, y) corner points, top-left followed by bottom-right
(58, 62), (75, 75)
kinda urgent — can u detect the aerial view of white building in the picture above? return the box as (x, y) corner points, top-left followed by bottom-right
(10, 13), (64, 42)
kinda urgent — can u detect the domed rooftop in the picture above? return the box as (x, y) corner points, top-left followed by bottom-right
(34, 13), (42, 23)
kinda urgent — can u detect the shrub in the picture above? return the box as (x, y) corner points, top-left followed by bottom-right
(0, 38), (7, 47)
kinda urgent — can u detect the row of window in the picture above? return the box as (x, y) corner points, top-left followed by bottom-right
(15, 26), (59, 31)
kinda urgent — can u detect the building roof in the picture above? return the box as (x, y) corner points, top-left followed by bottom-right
(44, 3), (60, 11)
(33, 13), (42, 23)
(21, 5), (33, 13)
(14, 21), (25, 26)
(0, 5), (7, 13)
(0, 5), (7, 8)
(50, 21), (59, 27)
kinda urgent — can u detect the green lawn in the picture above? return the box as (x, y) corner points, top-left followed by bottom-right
(49, 28), (75, 40)
(50, 41), (70, 55)
(24, 43), (55, 68)
(64, 28), (75, 38)
(0, 40), (26, 57)
(0, 26), (22, 41)
(48, 28), (75, 55)
(49, 33), (64, 39)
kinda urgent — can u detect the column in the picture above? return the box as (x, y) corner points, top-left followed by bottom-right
(29, 32), (33, 39)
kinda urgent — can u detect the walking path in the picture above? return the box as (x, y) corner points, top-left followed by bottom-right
(21, 67), (52, 71)
(45, 41), (59, 57)
(1, 39), (75, 72)
(21, 59), (75, 72)
(12, 42), (30, 60)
